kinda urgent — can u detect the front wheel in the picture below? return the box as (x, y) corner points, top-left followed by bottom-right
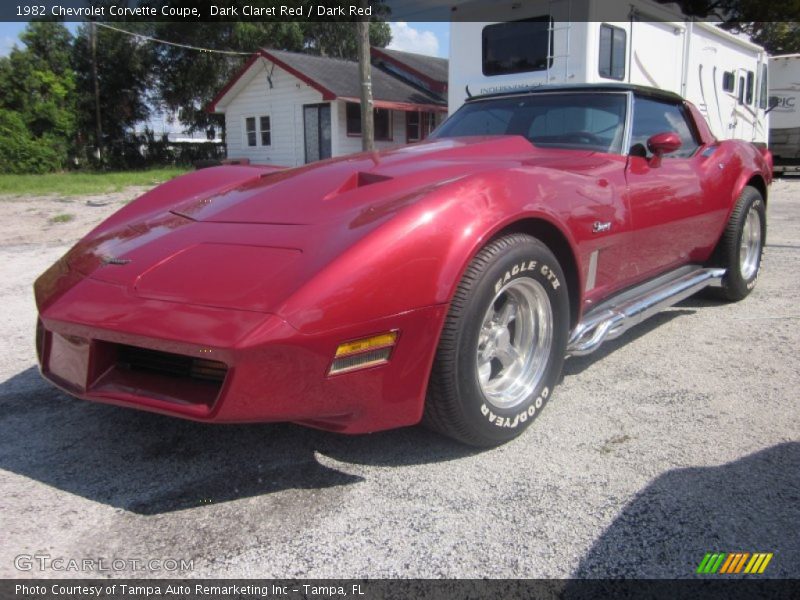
(711, 186), (766, 301)
(424, 234), (569, 447)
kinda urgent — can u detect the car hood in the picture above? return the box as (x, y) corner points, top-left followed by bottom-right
(36, 136), (599, 317)
(168, 136), (592, 225)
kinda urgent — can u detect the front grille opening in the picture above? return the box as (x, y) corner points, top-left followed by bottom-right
(91, 343), (229, 407)
(117, 345), (227, 383)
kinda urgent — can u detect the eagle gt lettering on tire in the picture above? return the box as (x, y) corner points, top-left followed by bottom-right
(424, 234), (570, 447)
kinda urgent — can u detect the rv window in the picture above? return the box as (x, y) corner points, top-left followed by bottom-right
(759, 64), (768, 109)
(598, 24), (626, 80)
(746, 71), (755, 105)
(630, 96), (699, 158)
(482, 17), (553, 76)
(738, 77), (745, 104)
(722, 71), (735, 93)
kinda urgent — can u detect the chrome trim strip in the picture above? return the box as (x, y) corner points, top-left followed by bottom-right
(585, 250), (599, 292)
(622, 90), (634, 155)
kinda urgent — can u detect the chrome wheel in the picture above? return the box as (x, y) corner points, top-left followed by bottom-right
(476, 278), (553, 410)
(739, 207), (762, 280)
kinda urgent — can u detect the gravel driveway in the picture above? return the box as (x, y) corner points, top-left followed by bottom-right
(1, 180), (798, 579)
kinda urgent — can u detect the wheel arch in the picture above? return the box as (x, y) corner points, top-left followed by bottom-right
(488, 218), (582, 330)
(745, 173), (768, 205)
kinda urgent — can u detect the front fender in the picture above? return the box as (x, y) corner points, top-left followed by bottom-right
(276, 168), (584, 336)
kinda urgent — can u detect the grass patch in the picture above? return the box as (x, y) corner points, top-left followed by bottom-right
(49, 213), (75, 224)
(0, 167), (189, 197)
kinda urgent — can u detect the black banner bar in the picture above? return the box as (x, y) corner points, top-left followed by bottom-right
(3, 579), (800, 600)
(2, 0), (800, 23)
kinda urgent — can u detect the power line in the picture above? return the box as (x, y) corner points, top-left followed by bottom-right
(94, 22), (252, 56)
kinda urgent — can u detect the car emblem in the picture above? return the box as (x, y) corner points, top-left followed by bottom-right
(592, 221), (612, 233)
(102, 256), (131, 265)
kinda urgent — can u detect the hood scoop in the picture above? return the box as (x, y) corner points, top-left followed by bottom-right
(324, 171), (393, 200)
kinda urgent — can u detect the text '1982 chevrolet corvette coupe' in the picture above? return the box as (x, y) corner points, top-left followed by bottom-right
(34, 84), (772, 446)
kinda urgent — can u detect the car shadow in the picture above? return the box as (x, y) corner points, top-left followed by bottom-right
(0, 367), (476, 515)
(563, 309), (695, 377)
(568, 442), (800, 579)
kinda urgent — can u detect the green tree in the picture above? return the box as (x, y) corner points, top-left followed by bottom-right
(72, 21), (155, 165)
(0, 21), (76, 172)
(665, 0), (800, 54)
(304, 22), (391, 59)
(148, 19), (391, 133)
(150, 21), (305, 135)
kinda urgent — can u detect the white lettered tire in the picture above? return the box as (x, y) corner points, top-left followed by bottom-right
(424, 234), (570, 446)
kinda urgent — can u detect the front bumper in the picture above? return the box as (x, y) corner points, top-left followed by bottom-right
(37, 277), (446, 433)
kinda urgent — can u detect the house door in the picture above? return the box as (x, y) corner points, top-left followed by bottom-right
(303, 103), (331, 163)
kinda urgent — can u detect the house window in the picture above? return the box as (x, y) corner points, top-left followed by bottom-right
(346, 102), (393, 141)
(245, 117), (256, 147)
(598, 24), (626, 80)
(722, 71), (735, 93)
(426, 113), (438, 136)
(260, 116), (271, 146)
(407, 112), (438, 141)
(407, 112), (421, 141)
(482, 16), (553, 76)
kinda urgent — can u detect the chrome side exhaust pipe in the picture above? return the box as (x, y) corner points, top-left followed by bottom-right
(567, 267), (726, 357)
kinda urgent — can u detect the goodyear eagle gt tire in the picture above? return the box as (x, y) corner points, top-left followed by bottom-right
(424, 234), (569, 447)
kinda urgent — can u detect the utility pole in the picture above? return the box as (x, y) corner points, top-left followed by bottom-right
(90, 20), (103, 163)
(356, 7), (374, 152)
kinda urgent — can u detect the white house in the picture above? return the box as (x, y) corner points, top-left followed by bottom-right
(209, 47), (448, 165)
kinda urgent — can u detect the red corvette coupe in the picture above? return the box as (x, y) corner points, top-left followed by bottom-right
(34, 84), (772, 446)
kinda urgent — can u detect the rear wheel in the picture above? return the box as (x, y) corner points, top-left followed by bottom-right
(424, 234), (569, 447)
(711, 186), (766, 301)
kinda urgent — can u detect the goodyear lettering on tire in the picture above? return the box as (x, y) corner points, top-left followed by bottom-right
(480, 387), (550, 428)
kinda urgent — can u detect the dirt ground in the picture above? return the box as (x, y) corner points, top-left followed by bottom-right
(0, 179), (798, 579)
(0, 187), (149, 247)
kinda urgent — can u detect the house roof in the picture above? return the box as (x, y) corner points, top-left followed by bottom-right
(370, 47), (448, 93)
(209, 48), (448, 114)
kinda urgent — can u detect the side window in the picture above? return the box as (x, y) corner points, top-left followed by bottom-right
(259, 116), (271, 146)
(245, 117), (256, 147)
(738, 76), (745, 104)
(482, 17), (553, 76)
(758, 64), (768, 110)
(722, 71), (735, 93)
(630, 96), (699, 159)
(598, 24), (626, 81)
(746, 70), (755, 105)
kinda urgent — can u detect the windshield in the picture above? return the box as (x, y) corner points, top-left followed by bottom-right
(432, 92), (628, 153)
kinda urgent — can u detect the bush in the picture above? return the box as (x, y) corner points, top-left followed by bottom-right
(0, 110), (66, 174)
(99, 130), (225, 170)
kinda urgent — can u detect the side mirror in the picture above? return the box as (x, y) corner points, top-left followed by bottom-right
(646, 132), (682, 167)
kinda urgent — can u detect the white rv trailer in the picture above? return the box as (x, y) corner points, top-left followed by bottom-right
(448, 0), (769, 143)
(768, 54), (800, 172)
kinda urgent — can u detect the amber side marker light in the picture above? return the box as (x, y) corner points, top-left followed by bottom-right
(329, 331), (398, 375)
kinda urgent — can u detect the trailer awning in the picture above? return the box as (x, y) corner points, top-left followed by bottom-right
(338, 97), (448, 113)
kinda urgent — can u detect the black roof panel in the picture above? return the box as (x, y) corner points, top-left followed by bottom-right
(466, 83), (684, 103)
